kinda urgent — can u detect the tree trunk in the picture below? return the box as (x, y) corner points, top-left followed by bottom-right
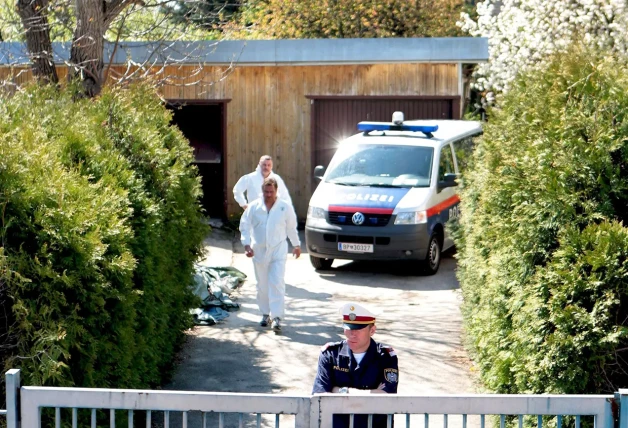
(69, 0), (105, 97)
(16, 0), (59, 85)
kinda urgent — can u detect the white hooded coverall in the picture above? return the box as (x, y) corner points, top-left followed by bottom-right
(239, 198), (300, 319)
(233, 165), (293, 208)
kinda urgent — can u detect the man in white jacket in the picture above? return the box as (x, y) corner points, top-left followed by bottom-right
(239, 177), (301, 332)
(233, 155), (292, 210)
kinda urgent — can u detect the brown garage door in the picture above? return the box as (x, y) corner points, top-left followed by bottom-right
(311, 97), (460, 173)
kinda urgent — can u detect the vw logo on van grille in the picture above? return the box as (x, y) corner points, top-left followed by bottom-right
(352, 212), (365, 225)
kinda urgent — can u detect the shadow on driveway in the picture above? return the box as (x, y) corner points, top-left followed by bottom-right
(155, 334), (281, 428)
(312, 250), (459, 291)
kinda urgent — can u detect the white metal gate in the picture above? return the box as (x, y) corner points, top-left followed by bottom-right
(2, 369), (625, 428)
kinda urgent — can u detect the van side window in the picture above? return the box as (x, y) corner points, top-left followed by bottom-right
(438, 144), (455, 181)
(453, 134), (480, 173)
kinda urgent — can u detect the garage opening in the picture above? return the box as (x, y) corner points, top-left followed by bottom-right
(310, 97), (460, 179)
(168, 102), (227, 219)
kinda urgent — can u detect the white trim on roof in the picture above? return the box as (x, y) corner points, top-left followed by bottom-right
(0, 38), (488, 66)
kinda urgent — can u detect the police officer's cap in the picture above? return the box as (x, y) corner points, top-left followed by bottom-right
(339, 302), (379, 330)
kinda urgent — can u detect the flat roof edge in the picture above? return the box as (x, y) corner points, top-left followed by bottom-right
(0, 38), (489, 66)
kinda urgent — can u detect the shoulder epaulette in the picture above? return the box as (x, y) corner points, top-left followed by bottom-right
(379, 344), (397, 357)
(320, 341), (342, 352)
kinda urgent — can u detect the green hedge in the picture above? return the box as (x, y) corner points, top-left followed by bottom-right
(455, 47), (628, 394)
(0, 83), (207, 388)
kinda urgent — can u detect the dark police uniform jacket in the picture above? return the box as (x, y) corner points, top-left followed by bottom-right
(312, 339), (399, 428)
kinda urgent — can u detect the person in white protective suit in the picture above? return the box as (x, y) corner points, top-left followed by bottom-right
(233, 155), (293, 210)
(239, 177), (301, 332)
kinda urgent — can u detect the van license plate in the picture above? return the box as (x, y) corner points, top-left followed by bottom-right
(338, 243), (374, 253)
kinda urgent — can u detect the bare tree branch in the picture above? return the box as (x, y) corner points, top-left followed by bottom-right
(103, 0), (145, 28)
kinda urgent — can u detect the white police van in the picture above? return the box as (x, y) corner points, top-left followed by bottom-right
(305, 112), (482, 274)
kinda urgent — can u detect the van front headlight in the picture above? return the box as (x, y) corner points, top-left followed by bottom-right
(307, 206), (326, 219)
(394, 211), (427, 225)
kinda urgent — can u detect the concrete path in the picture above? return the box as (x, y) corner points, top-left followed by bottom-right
(159, 229), (481, 428)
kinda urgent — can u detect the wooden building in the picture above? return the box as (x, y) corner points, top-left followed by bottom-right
(0, 38), (488, 219)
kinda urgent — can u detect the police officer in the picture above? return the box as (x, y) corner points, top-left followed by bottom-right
(312, 302), (399, 428)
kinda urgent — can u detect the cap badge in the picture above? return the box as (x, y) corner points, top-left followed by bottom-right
(349, 313), (357, 321)
(350, 306), (355, 311)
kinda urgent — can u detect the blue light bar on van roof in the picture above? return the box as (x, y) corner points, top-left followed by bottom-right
(357, 121), (439, 134)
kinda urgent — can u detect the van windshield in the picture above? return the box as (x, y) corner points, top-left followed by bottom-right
(325, 144), (434, 188)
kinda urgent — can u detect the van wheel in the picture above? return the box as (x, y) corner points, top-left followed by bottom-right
(310, 256), (334, 270)
(423, 233), (441, 275)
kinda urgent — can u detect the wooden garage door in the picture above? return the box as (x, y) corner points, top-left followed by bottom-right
(311, 97), (460, 172)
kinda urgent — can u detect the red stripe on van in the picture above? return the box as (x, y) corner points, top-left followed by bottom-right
(426, 195), (460, 217)
(329, 206), (395, 215)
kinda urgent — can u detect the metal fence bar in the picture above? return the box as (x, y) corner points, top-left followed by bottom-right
(620, 390), (628, 428)
(315, 395), (613, 416)
(128, 409), (133, 428)
(92, 408), (97, 428)
(147, 410), (151, 428)
(310, 396), (321, 428)
(73, 407), (78, 428)
(5, 369), (20, 428)
(20, 386), (311, 414)
(599, 402), (614, 428)
(294, 395), (311, 428)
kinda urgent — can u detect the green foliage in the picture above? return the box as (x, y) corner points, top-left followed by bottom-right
(0, 0), (212, 42)
(161, 0), (242, 32)
(223, 0), (466, 39)
(454, 46), (628, 394)
(0, 82), (208, 388)
(106, 0), (214, 42)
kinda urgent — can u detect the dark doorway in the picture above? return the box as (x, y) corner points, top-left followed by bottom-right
(310, 96), (460, 180)
(167, 102), (227, 219)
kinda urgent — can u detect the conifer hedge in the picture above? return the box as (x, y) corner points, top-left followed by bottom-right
(0, 83), (207, 388)
(455, 48), (628, 394)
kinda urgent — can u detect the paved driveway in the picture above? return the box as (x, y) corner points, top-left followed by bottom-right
(161, 229), (479, 427)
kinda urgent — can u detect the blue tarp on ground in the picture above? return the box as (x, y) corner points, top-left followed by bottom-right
(190, 266), (246, 326)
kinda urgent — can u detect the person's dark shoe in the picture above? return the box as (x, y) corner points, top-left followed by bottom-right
(259, 315), (270, 327)
(271, 317), (282, 332)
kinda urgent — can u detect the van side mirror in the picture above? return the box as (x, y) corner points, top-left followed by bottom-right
(444, 173), (458, 183)
(437, 173), (459, 191)
(314, 165), (325, 181)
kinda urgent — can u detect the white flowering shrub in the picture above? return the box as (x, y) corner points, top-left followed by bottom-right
(460, 0), (628, 95)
